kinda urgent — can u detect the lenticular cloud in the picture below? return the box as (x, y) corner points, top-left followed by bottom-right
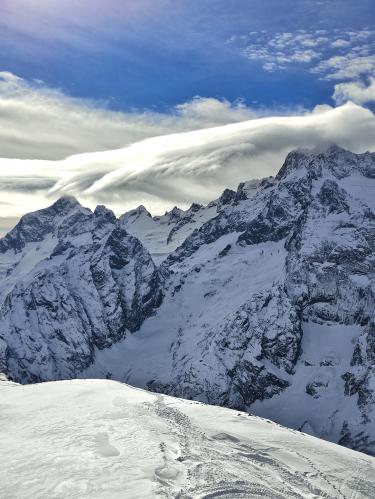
(0, 102), (375, 226)
(46, 102), (375, 206)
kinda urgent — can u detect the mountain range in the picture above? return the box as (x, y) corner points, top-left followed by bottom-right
(1, 144), (374, 456)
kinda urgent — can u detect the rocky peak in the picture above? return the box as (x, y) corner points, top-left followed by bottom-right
(94, 205), (116, 222)
(50, 195), (81, 213)
(276, 144), (375, 182)
(187, 203), (203, 213)
(164, 206), (183, 222)
(93, 205), (117, 242)
(121, 205), (152, 221)
(0, 196), (89, 254)
(216, 188), (236, 210)
(135, 205), (152, 217)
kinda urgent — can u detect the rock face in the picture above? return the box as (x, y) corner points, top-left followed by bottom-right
(1, 145), (375, 456)
(0, 198), (163, 382)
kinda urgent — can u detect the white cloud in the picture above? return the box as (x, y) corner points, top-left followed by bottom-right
(0, 72), (256, 160)
(1, 101), (374, 234)
(239, 31), (323, 71)
(174, 97), (256, 125)
(313, 54), (375, 81)
(333, 78), (375, 105)
(331, 39), (350, 48)
(231, 29), (375, 75)
(229, 29), (375, 104)
(0, 72), (374, 235)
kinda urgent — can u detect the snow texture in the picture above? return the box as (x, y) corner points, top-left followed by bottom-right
(1, 378), (374, 499)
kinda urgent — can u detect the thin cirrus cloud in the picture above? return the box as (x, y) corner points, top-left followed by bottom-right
(0, 0), (158, 45)
(1, 86), (375, 234)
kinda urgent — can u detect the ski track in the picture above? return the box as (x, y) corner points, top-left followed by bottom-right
(1, 380), (374, 498)
(150, 396), (365, 499)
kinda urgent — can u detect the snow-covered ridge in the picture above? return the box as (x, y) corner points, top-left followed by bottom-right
(1, 144), (375, 458)
(119, 185), (243, 264)
(1, 378), (374, 499)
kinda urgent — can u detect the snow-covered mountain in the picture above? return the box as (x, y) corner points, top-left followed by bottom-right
(118, 185), (244, 264)
(1, 145), (375, 457)
(0, 197), (164, 382)
(1, 377), (375, 499)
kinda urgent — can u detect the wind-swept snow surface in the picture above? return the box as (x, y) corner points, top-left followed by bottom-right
(1, 379), (374, 499)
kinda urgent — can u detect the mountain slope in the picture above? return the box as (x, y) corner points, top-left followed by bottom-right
(1, 378), (375, 499)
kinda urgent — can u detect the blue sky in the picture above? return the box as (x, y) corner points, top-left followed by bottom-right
(0, 0), (375, 231)
(1, 0), (374, 111)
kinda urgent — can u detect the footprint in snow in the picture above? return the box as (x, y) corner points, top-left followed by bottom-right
(94, 432), (120, 458)
(211, 432), (240, 443)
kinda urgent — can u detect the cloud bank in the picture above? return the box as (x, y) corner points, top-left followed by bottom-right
(333, 78), (375, 104)
(1, 95), (375, 234)
(0, 72), (256, 160)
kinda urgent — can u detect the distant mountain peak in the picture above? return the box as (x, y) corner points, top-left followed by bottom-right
(94, 204), (117, 223)
(121, 205), (152, 221)
(51, 195), (81, 210)
(164, 206), (183, 221)
(187, 202), (203, 213)
(276, 144), (375, 181)
(0, 195), (88, 253)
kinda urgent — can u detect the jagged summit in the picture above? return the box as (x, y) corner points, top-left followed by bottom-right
(124, 205), (152, 218)
(277, 144), (375, 180)
(50, 194), (82, 211)
(93, 204), (116, 222)
(163, 206), (184, 221)
(0, 195), (89, 254)
(216, 188), (237, 210)
(118, 205), (152, 231)
(187, 202), (203, 213)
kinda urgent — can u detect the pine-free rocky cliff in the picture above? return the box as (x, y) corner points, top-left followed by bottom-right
(1, 145), (374, 456)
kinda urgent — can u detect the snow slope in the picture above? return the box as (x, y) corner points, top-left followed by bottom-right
(1, 378), (375, 499)
(119, 192), (235, 264)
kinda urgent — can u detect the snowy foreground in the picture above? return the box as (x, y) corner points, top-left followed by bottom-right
(1, 379), (375, 499)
